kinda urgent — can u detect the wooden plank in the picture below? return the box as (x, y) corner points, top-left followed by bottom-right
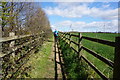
(0, 33), (43, 43)
(10, 57), (30, 79)
(81, 56), (108, 80)
(2, 37), (41, 57)
(0, 35), (32, 43)
(82, 36), (115, 47)
(65, 37), (70, 41)
(70, 34), (79, 38)
(70, 40), (79, 46)
(61, 36), (78, 54)
(71, 47), (78, 53)
(15, 45), (36, 64)
(82, 46), (114, 68)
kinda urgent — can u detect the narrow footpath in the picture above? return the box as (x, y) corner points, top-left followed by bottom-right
(26, 37), (66, 79)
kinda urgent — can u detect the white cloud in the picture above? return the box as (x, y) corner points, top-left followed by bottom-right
(102, 4), (110, 8)
(52, 20), (118, 32)
(44, 3), (118, 20)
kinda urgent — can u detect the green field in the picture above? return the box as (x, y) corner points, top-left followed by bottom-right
(81, 32), (118, 61)
(61, 32), (118, 78)
(81, 32), (118, 78)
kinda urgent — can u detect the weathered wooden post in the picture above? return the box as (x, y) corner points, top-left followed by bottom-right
(78, 33), (82, 58)
(63, 33), (66, 41)
(0, 26), (2, 55)
(113, 37), (120, 79)
(61, 32), (63, 39)
(0, 26), (2, 78)
(9, 32), (15, 57)
(63, 33), (66, 40)
(69, 33), (71, 46)
(64, 33), (66, 40)
(61, 33), (63, 39)
(61, 32), (64, 40)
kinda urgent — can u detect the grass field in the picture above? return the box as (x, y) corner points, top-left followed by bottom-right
(61, 32), (118, 78)
(80, 32), (118, 78)
(81, 32), (118, 61)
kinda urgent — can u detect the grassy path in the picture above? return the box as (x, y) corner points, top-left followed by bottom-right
(26, 37), (55, 78)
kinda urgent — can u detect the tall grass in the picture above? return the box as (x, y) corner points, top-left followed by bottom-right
(59, 37), (88, 79)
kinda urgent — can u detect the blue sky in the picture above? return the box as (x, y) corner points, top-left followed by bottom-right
(39, 2), (118, 32)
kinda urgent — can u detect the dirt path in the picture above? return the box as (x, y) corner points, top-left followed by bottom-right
(40, 38), (63, 78)
(54, 42), (62, 78)
(43, 38), (63, 78)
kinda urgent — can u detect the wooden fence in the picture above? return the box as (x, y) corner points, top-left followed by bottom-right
(0, 33), (46, 79)
(59, 32), (120, 80)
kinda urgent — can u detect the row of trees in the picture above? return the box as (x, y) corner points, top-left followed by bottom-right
(1, 2), (52, 37)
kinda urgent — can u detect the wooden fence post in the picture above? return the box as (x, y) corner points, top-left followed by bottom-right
(113, 37), (120, 79)
(0, 26), (2, 54)
(62, 33), (65, 40)
(0, 26), (2, 78)
(62, 33), (65, 39)
(69, 33), (71, 46)
(64, 33), (67, 41)
(9, 32), (15, 57)
(78, 33), (82, 58)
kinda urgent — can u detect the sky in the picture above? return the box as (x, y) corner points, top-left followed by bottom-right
(38, 1), (119, 32)
(1, 0), (119, 32)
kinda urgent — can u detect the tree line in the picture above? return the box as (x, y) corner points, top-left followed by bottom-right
(1, 2), (52, 37)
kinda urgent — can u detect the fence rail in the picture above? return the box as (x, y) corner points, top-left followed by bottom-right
(81, 55), (108, 80)
(59, 32), (120, 80)
(82, 46), (114, 68)
(0, 35), (33, 43)
(82, 36), (116, 47)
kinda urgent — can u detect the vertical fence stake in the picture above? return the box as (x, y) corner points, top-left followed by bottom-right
(9, 32), (15, 57)
(63, 33), (65, 40)
(78, 33), (82, 58)
(64, 33), (67, 41)
(0, 27), (2, 79)
(113, 37), (120, 79)
(69, 33), (71, 46)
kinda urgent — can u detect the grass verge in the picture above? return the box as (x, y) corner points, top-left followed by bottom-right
(59, 37), (88, 79)
(24, 37), (54, 78)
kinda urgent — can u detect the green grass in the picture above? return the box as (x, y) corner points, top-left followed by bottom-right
(81, 32), (118, 61)
(65, 32), (118, 78)
(82, 32), (118, 42)
(59, 37), (88, 79)
(83, 50), (113, 78)
(24, 37), (54, 78)
(80, 33), (118, 78)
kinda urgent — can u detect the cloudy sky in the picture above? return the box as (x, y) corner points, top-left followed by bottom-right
(40, 1), (119, 32)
